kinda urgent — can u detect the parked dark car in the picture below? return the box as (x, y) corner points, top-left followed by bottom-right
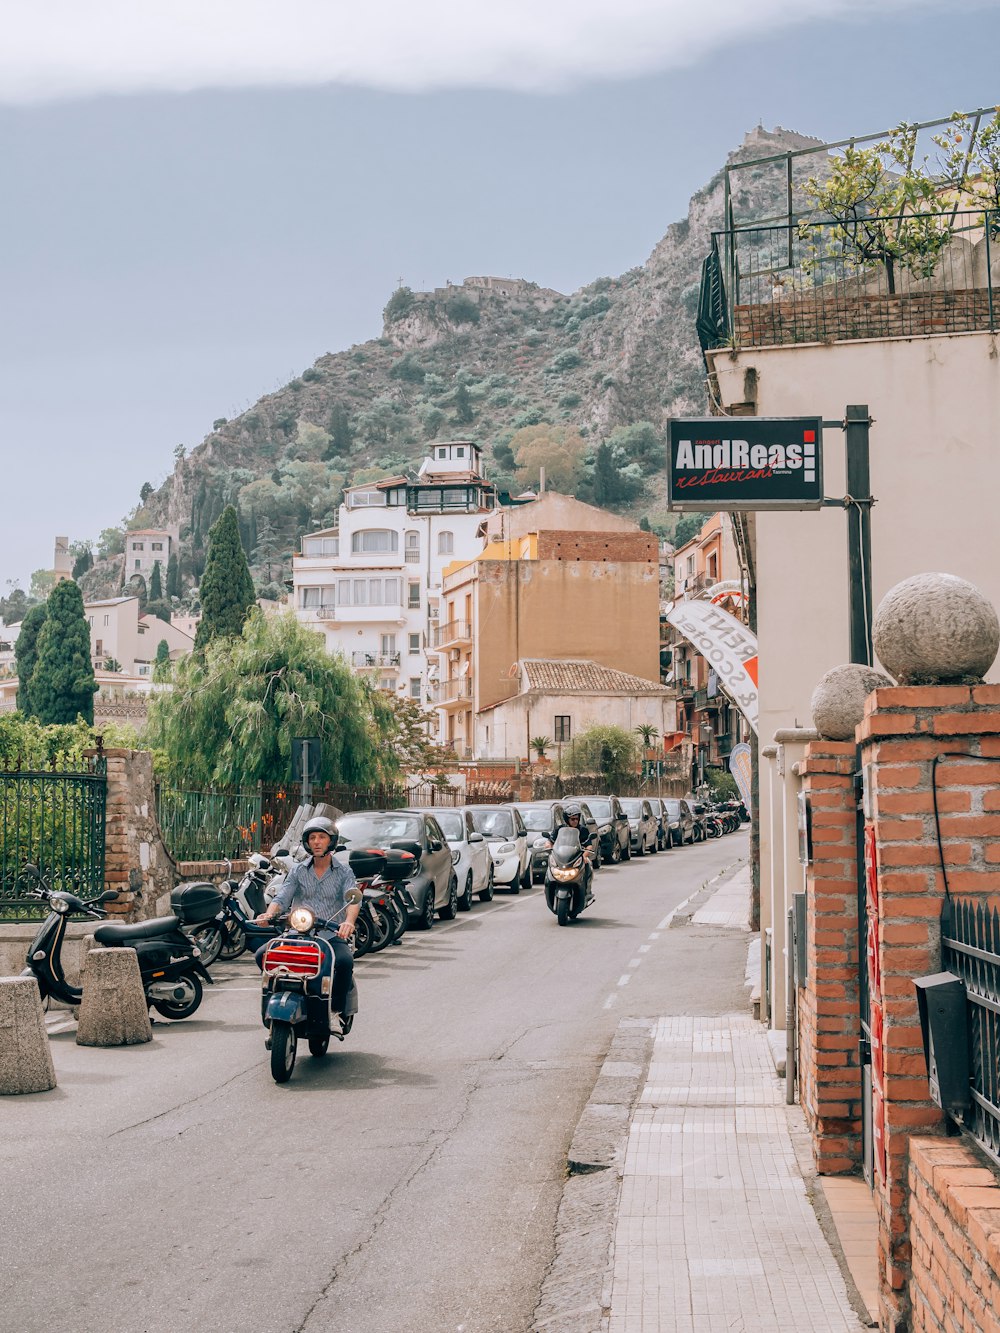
(574, 795), (631, 864)
(575, 802), (603, 870)
(510, 802), (567, 883)
(661, 798), (696, 846)
(648, 798), (674, 851)
(335, 809), (458, 928)
(618, 798), (659, 856)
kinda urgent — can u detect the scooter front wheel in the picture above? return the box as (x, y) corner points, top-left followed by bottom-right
(271, 1022), (297, 1082)
(556, 897), (570, 926)
(151, 972), (203, 1020)
(308, 1033), (330, 1058)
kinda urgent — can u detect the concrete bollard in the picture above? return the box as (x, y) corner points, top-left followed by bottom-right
(0, 976), (57, 1094)
(76, 948), (152, 1047)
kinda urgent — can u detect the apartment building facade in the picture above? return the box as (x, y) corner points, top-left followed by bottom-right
(292, 442), (497, 717)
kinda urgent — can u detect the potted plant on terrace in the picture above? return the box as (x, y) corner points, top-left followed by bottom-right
(530, 736), (553, 765)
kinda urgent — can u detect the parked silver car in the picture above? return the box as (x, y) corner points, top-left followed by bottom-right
(414, 806), (494, 908)
(618, 797), (659, 856)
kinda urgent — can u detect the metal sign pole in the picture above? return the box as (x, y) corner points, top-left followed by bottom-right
(845, 405), (874, 666)
(301, 740), (312, 805)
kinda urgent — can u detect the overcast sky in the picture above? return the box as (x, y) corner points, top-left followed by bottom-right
(2, 1), (998, 592)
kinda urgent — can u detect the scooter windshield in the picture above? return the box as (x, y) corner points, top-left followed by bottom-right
(553, 827), (582, 854)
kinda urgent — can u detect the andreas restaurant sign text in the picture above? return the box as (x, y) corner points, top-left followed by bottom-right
(667, 417), (823, 512)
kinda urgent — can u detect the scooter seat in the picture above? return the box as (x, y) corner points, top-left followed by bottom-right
(94, 914), (182, 945)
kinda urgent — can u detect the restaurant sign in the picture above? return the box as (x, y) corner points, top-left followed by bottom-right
(668, 417), (823, 512)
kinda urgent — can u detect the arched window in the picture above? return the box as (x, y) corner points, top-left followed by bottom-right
(405, 531), (420, 563)
(437, 530), (454, 555)
(351, 529), (398, 554)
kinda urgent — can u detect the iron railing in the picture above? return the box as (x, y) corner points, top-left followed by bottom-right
(439, 678), (474, 702)
(700, 207), (998, 352)
(433, 620), (472, 648)
(941, 897), (1000, 1166)
(0, 755), (107, 921)
(155, 785), (262, 863)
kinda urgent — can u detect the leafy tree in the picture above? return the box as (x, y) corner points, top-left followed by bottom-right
(97, 527), (125, 560)
(212, 417), (228, 430)
(103, 657), (123, 673)
(152, 639), (172, 683)
(145, 600), (172, 623)
(389, 354), (427, 384)
(378, 695), (453, 772)
(328, 404), (353, 457)
(70, 541), (94, 580)
(147, 612), (394, 786)
(673, 513), (703, 548)
(149, 560), (162, 602)
(14, 603), (47, 715)
(0, 583), (33, 626)
(511, 423), (588, 493)
(139, 481), (154, 503)
(452, 381), (475, 425)
(166, 552), (181, 599)
(383, 286), (415, 323)
(592, 441), (640, 506)
(445, 293), (480, 325)
(29, 580), (98, 725)
(564, 724), (639, 785)
(0, 713), (140, 769)
(195, 505), (256, 651)
(293, 421), (331, 461)
(29, 569), (57, 600)
(705, 769), (739, 800)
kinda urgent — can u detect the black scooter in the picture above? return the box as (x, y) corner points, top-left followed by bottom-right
(543, 828), (594, 926)
(21, 866), (217, 1020)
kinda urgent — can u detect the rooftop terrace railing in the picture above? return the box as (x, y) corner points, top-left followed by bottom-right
(699, 208), (998, 353)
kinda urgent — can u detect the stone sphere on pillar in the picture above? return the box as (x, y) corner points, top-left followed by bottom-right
(810, 664), (895, 740)
(872, 573), (1000, 684)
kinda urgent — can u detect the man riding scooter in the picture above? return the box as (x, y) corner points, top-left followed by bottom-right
(254, 816), (359, 1034)
(561, 804), (595, 893)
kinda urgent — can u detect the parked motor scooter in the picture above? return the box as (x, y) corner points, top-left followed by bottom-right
(20, 865), (217, 1019)
(260, 885), (365, 1083)
(542, 828), (594, 926)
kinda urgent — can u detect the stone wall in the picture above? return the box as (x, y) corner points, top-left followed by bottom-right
(94, 748), (176, 920)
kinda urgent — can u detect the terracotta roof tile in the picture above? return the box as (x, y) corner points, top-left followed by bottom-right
(520, 658), (670, 695)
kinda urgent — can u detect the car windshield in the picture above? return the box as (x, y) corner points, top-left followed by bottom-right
(585, 799), (611, 820)
(471, 809), (515, 839)
(434, 811), (465, 841)
(619, 799), (644, 816)
(518, 807), (554, 831)
(337, 813), (423, 845)
(663, 801), (681, 817)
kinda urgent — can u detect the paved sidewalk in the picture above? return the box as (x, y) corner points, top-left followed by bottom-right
(691, 864), (751, 930)
(606, 1013), (867, 1332)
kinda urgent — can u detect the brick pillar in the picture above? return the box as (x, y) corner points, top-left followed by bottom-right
(798, 740), (863, 1174)
(859, 684), (1000, 1333)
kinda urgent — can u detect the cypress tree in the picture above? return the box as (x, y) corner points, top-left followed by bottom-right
(14, 602), (48, 716)
(195, 505), (256, 651)
(149, 559), (162, 601)
(29, 580), (98, 725)
(152, 639), (172, 683)
(166, 551), (180, 599)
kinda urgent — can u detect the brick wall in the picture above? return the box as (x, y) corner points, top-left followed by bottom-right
(907, 1137), (1000, 1333)
(859, 684), (1000, 1332)
(733, 287), (994, 350)
(535, 531), (657, 563)
(798, 740), (863, 1174)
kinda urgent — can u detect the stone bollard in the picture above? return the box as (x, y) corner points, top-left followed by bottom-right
(0, 976), (57, 1094)
(76, 948), (152, 1047)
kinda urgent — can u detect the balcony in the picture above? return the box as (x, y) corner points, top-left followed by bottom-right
(439, 678), (474, 706)
(715, 733), (734, 759)
(677, 681), (695, 699)
(405, 549), (421, 563)
(432, 619), (472, 649)
(351, 651), (401, 670)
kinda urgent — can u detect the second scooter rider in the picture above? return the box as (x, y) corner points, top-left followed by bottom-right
(255, 816), (360, 1025)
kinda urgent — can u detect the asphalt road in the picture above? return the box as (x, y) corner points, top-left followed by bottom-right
(1, 832), (750, 1333)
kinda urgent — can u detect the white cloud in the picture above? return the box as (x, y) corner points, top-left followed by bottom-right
(2, 0), (922, 105)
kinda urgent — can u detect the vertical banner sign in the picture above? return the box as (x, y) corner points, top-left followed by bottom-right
(668, 418), (824, 511)
(665, 599), (759, 734)
(728, 742), (753, 810)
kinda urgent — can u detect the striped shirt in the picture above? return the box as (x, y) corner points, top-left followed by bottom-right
(273, 857), (358, 925)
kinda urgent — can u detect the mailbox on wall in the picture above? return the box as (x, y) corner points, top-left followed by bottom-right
(914, 972), (971, 1115)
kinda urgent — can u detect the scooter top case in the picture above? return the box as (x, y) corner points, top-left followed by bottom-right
(171, 882), (224, 926)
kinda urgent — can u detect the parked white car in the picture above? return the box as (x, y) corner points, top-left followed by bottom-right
(469, 805), (531, 893)
(415, 806), (494, 909)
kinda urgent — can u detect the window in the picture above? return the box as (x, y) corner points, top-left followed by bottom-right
(437, 531), (454, 555)
(380, 634), (396, 656)
(138, 664), (149, 676)
(133, 542), (144, 552)
(302, 536), (339, 556)
(455, 446), (465, 458)
(134, 560), (141, 570)
(554, 716), (571, 743)
(409, 677), (421, 700)
(347, 489), (386, 508)
(408, 633), (421, 654)
(151, 542), (163, 552)
(404, 531), (420, 563)
(88, 617), (94, 627)
(384, 487), (406, 507)
(95, 640), (103, 657)
(407, 582), (421, 609)
(437, 447), (447, 459)
(103, 615), (109, 626)
(379, 677), (395, 691)
(707, 553), (718, 579)
(351, 529), (398, 554)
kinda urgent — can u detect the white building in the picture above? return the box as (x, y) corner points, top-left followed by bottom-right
(292, 442), (497, 717)
(124, 529), (173, 584)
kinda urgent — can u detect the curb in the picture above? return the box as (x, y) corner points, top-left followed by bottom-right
(532, 1016), (655, 1333)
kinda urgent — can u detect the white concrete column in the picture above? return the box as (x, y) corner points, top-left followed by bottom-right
(773, 728), (819, 1032)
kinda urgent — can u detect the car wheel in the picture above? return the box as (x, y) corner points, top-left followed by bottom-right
(635, 838), (644, 857)
(458, 871), (474, 912)
(479, 865), (495, 902)
(610, 839), (621, 865)
(440, 874), (459, 920)
(416, 885), (435, 930)
(650, 834), (658, 854)
(622, 839), (631, 861)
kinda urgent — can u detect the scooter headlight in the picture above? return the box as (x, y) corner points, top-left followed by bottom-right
(50, 895), (71, 914)
(551, 865), (579, 882)
(289, 907), (315, 933)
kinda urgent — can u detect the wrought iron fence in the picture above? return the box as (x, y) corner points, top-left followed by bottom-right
(154, 785), (262, 863)
(700, 208), (998, 352)
(0, 755), (107, 921)
(941, 896), (1000, 1166)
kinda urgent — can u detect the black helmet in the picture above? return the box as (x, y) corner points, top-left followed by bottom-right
(301, 816), (337, 853)
(564, 803), (582, 819)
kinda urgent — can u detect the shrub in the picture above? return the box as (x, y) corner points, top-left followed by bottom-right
(213, 417), (228, 430)
(301, 368), (322, 383)
(383, 286), (415, 323)
(558, 392), (581, 408)
(445, 293), (480, 325)
(546, 349), (582, 375)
